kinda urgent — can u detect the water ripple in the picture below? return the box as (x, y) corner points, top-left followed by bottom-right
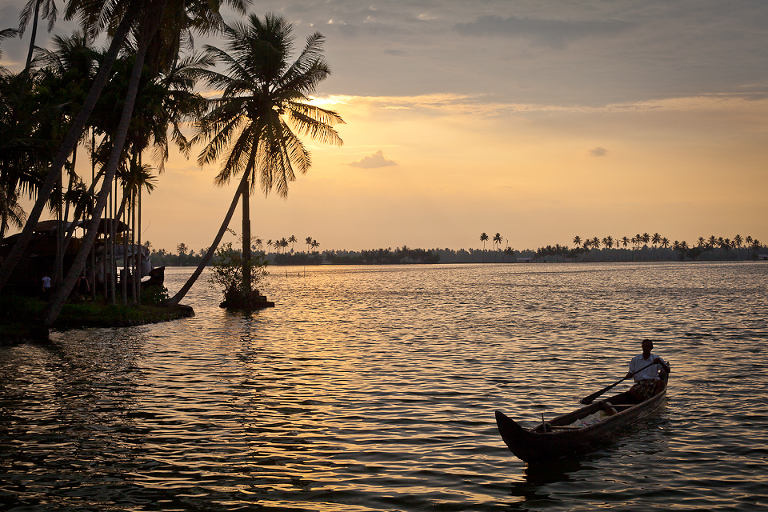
(1, 262), (766, 510)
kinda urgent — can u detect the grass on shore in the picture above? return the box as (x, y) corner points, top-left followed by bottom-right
(0, 294), (194, 342)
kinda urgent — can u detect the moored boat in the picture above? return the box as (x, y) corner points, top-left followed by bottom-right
(495, 378), (667, 463)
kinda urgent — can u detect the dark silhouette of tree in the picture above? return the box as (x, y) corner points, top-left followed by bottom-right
(167, 13), (343, 306)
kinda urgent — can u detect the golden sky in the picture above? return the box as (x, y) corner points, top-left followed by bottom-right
(2, 1), (767, 252)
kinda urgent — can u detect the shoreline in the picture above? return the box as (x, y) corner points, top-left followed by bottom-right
(0, 296), (195, 345)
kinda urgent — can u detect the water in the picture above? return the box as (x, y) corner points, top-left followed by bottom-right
(1, 262), (767, 511)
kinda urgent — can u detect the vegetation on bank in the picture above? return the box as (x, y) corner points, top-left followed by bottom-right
(143, 233), (765, 267)
(0, 293), (194, 344)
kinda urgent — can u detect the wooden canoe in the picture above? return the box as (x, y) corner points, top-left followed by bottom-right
(495, 380), (667, 463)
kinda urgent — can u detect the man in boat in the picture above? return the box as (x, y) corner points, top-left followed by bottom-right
(626, 339), (670, 401)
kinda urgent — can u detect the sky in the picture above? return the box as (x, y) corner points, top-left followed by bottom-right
(1, 0), (767, 253)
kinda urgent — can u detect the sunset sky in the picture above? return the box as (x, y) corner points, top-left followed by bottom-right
(1, 0), (766, 253)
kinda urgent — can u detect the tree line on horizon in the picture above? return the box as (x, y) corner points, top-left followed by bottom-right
(142, 230), (766, 267)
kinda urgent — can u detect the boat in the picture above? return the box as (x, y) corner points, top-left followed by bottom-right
(495, 376), (667, 463)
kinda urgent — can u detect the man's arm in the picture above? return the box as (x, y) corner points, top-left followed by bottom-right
(653, 357), (670, 374)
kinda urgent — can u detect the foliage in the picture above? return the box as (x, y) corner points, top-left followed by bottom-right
(209, 236), (269, 300)
(141, 285), (169, 305)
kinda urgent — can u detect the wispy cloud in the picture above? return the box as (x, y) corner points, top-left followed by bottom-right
(590, 147), (608, 157)
(453, 15), (634, 49)
(347, 150), (397, 169)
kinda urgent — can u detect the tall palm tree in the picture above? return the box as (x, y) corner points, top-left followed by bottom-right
(0, 0), (145, 296)
(40, 0), (248, 327)
(493, 233), (502, 262)
(18, 0), (58, 76)
(167, 13), (344, 306)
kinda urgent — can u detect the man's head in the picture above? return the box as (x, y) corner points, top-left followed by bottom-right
(642, 339), (653, 354)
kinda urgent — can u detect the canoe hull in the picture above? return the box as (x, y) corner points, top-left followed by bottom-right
(496, 386), (667, 463)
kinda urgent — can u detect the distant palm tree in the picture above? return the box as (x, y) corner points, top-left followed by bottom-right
(603, 237), (613, 256)
(493, 233), (502, 261)
(590, 237), (599, 260)
(480, 232), (489, 250)
(288, 234), (297, 253)
(573, 235), (581, 248)
(652, 232), (661, 248)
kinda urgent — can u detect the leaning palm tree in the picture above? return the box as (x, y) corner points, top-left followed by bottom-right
(166, 13), (344, 306)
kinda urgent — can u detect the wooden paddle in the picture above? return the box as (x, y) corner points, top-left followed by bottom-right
(580, 361), (657, 405)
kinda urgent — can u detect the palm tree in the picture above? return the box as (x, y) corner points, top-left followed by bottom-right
(573, 235), (581, 249)
(493, 233), (502, 262)
(288, 234), (296, 252)
(40, 1), (248, 327)
(480, 232), (488, 262)
(0, 1), (144, 296)
(734, 234), (743, 257)
(167, 13), (344, 306)
(18, 0), (58, 78)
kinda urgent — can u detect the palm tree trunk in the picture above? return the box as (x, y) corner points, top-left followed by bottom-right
(22, 1), (40, 73)
(17, 0), (40, 100)
(41, 3), (166, 329)
(121, 191), (129, 305)
(242, 175), (251, 294)
(137, 186), (142, 304)
(164, 169), (250, 307)
(0, 3), (138, 294)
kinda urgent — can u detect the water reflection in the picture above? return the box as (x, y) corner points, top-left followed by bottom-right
(1, 263), (766, 511)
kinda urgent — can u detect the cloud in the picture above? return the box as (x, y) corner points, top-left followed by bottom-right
(590, 147), (608, 157)
(453, 15), (634, 49)
(347, 150), (397, 169)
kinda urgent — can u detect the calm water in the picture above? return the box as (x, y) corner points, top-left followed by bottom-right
(1, 262), (767, 511)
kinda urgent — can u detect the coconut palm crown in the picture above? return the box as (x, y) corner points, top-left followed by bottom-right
(194, 12), (344, 197)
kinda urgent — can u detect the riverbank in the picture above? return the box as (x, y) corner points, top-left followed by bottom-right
(0, 295), (194, 345)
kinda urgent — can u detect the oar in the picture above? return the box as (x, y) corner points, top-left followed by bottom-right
(580, 361), (656, 405)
